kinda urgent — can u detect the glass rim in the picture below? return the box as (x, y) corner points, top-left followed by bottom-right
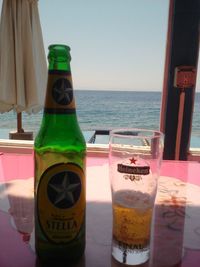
(109, 128), (164, 140)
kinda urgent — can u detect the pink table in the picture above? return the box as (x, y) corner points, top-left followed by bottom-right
(0, 151), (200, 267)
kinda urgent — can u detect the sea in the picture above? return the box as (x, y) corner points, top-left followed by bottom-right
(0, 90), (200, 147)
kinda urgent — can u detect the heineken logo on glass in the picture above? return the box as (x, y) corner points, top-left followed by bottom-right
(52, 78), (73, 105)
(117, 157), (150, 182)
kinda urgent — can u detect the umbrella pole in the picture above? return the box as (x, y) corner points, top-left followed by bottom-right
(9, 112), (33, 140)
(17, 112), (24, 133)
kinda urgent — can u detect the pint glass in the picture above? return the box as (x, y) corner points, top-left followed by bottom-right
(109, 129), (163, 265)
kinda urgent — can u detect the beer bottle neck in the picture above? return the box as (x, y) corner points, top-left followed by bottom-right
(35, 44), (85, 152)
(48, 61), (71, 72)
(44, 45), (76, 114)
(48, 44), (71, 72)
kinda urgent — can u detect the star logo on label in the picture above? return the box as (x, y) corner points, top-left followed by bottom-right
(52, 78), (73, 105)
(47, 170), (81, 209)
(49, 172), (80, 205)
(129, 157), (137, 164)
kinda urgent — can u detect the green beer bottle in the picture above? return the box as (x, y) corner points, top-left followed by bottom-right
(34, 44), (86, 264)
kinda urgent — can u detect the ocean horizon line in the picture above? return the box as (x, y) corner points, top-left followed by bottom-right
(75, 88), (200, 93)
(75, 89), (162, 92)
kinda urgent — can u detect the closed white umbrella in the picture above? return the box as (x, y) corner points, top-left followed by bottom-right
(0, 0), (47, 139)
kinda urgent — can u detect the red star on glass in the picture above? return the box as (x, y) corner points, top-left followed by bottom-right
(129, 157), (137, 164)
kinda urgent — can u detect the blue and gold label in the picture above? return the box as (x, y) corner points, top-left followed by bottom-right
(37, 163), (85, 243)
(44, 70), (76, 114)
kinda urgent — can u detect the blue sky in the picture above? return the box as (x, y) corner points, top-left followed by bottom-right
(0, 0), (199, 91)
(39, 0), (170, 91)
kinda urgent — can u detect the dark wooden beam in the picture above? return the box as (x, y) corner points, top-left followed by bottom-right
(160, 0), (200, 160)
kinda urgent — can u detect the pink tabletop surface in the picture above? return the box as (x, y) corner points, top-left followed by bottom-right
(0, 152), (200, 267)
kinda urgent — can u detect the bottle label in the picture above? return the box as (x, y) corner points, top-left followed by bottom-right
(37, 162), (85, 243)
(44, 70), (76, 114)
